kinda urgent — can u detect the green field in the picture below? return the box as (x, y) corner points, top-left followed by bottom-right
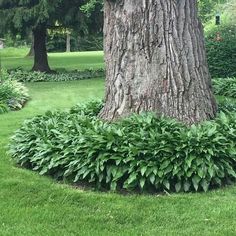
(1, 48), (104, 71)
(1, 50), (236, 235)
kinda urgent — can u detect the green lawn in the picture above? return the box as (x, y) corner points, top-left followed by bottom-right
(1, 79), (236, 235)
(1, 48), (104, 71)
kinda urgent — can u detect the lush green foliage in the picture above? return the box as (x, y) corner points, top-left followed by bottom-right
(9, 100), (236, 193)
(198, 0), (218, 23)
(0, 70), (29, 111)
(218, 98), (236, 113)
(0, 102), (8, 114)
(213, 78), (236, 98)
(204, 0), (236, 78)
(8, 69), (105, 82)
(206, 27), (236, 78)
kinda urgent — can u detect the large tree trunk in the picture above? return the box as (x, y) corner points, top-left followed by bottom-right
(66, 32), (71, 52)
(26, 32), (34, 57)
(100, 0), (217, 125)
(32, 25), (51, 72)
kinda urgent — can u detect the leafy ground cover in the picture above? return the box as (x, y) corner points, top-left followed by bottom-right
(7, 69), (105, 82)
(0, 70), (29, 113)
(1, 79), (236, 235)
(9, 101), (236, 193)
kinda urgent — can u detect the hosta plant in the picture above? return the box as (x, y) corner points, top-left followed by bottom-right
(0, 70), (29, 112)
(9, 101), (236, 193)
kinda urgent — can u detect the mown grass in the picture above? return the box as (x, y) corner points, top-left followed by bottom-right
(1, 48), (104, 71)
(1, 48), (236, 235)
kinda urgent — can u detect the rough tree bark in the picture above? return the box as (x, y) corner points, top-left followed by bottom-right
(32, 25), (51, 72)
(100, 0), (217, 125)
(66, 32), (71, 52)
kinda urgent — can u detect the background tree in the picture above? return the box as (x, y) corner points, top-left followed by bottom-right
(100, 0), (217, 125)
(0, 0), (95, 72)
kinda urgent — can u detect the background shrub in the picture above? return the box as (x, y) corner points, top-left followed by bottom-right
(213, 78), (236, 98)
(0, 70), (29, 111)
(0, 102), (8, 114)
(204, 0), (236, 78)
(218, 98), (236, 113)
(9, 101), (236, 193)
(205, 26), (236, 78)
(8, 69), (105, 83)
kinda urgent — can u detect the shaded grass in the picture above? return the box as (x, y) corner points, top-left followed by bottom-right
(1, 50), (104, 71)
(0, 47), (29, 58)
(1, 80), (236, 235)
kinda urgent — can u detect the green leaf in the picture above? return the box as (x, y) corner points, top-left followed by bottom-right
(183, 181), (191, 192)
(110, 181), (117, 191)
(149, 174), (155, 184)
(127, 173), (137, 185)
(192, 175), (201, 191)
(140, 178), (146, 189)
(141, 166), (147, 176)
(175, 182), (181, 192)
(201, 179), (209, 192)
(163, 180), (170, 190)
(208, 167), (214, 178)
(198, 168), (205, 178)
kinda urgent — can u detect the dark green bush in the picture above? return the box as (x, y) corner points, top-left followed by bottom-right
(213, 78), (236, 98)
(205, 25), (236, 78)
(8, 69), (105, 83)
(9, 101), (236, 193)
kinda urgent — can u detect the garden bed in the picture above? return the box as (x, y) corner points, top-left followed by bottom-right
(9, 100), (236, 193)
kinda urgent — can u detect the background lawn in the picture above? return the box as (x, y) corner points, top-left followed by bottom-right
(1, 48), (104, 71)
(1, 50), (236, 236)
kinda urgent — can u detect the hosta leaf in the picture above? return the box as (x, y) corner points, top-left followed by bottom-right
(183, 181), (191, 192)
(141, 166), (147, 176)
(127, 173), (137, 185)
(149, 174), (155, 184)
(201, 179), (210, 192)
(175, 182), (181, 192)
(192, 175), (201, 191)
(163, 180), (170, 190)
(110, 181), (117, 191)
(140, 178), (146, 189)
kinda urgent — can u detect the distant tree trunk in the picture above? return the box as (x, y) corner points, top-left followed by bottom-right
(100, 0), (217, 125)
(26, 32), (34, 57)
(32, 25), (51, 72)
(66, 32), (71, 52)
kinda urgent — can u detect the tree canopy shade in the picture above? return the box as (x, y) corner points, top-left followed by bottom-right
(0, 0), (98, 72)
(100, 0), (217, 125)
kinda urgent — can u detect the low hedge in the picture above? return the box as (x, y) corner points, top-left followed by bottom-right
(8, 69), (105, 83)
(9, 100), (236, 193)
